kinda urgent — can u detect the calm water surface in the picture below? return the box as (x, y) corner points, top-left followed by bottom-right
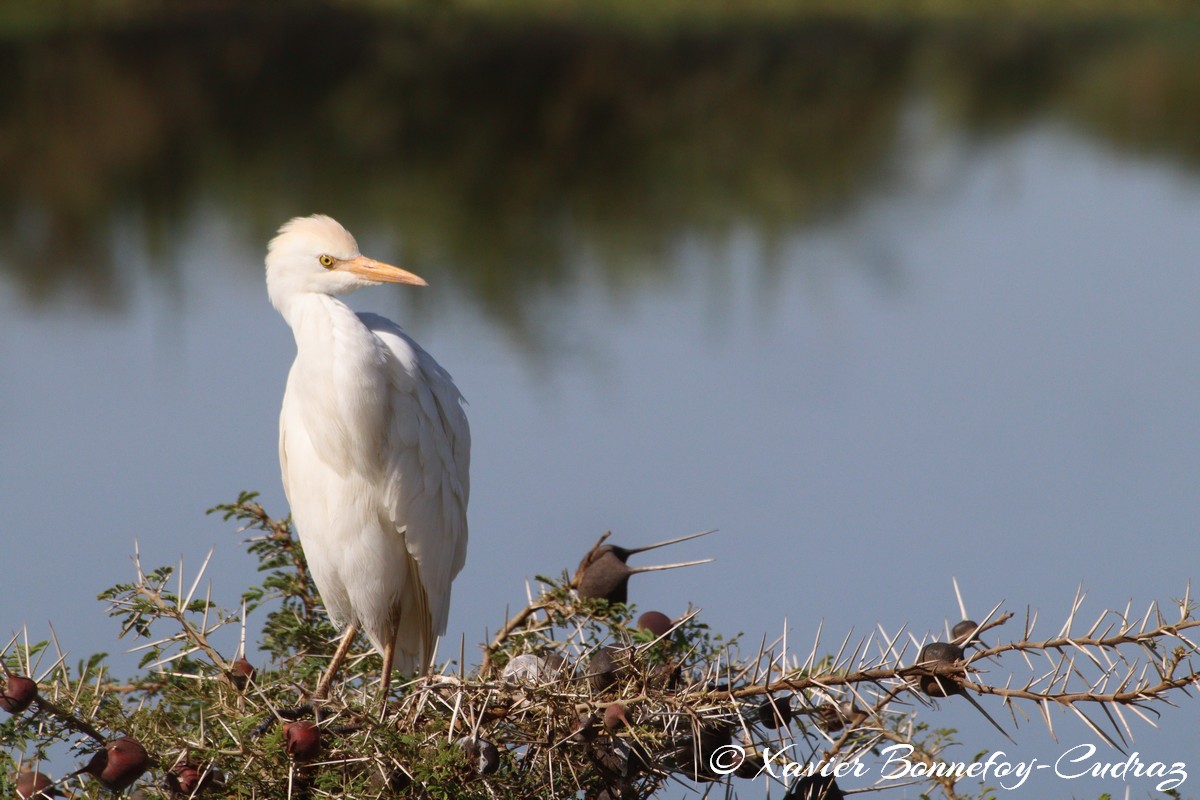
(1, 16), (1198, 794)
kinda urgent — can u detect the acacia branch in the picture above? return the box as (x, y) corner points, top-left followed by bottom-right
(33, 696), (107, 744)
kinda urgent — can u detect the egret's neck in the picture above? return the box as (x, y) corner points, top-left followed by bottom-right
(278, 291), (391, 476)
(278, 292), (386, 392)
(275, 291), (354, 345)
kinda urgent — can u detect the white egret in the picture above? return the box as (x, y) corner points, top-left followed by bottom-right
(266, 215), (470, 698)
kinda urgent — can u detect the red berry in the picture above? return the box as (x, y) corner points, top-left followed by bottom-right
(229, 657), (255, 690)
(15, 768), (64, 798)
(603, 702), (629, 731)
(74, 737), (149, 792)
(284, 721), (321, 760)
(168, 762), (221, 796)
(168, 763), (201, 795)
(637, 611), (673, 638)
(0, 675), (38, 714)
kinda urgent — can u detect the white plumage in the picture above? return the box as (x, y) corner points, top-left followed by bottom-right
(266, 214), (469, 682)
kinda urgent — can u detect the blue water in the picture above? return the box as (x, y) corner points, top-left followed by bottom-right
(2, 112), (1198, 793)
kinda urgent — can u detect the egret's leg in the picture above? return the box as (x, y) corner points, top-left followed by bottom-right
(379, 635), (396, 719)
(315, 622), (359, 700)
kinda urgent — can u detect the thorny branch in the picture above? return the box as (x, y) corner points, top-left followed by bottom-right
(3, 496), (1199, 800)
(127, 549), (231, 674)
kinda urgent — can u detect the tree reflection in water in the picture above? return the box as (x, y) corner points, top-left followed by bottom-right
(1, 12), (1197, 335)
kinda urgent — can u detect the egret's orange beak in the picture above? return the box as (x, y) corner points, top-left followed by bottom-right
(340, 256), (427, 286)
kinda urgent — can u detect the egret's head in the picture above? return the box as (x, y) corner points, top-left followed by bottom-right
(265, 214), (425, 312)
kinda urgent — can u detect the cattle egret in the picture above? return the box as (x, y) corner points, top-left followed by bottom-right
(266, 215), (470, 700)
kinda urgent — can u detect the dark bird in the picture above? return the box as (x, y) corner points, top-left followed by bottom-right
(668, 721), (732, 782)
(914, 641), (966, 698)
(586, 646), (626, 692)
(649, 660), (683, 691)
(734, 752), (766, 780)
(914, 641), (1014, 743)
(574, 530), (714, 603)
(812, 701), (863, 733)
(14, 768), (65, 799)
(811, 703), (843, 733)
(588, 738), (650, 779)
(951, 619), (983, 646)
(756, 695), (792, 729)
(71, 737), (149, 793)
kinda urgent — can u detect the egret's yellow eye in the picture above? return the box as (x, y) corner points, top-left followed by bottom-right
(319, 254), (335, 268)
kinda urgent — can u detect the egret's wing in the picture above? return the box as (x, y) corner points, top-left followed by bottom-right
(359, 313), (471, 652)
(278, 367), (294, 505)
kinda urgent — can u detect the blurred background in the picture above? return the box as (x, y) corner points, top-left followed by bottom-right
(1, 1), (1199, 796)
